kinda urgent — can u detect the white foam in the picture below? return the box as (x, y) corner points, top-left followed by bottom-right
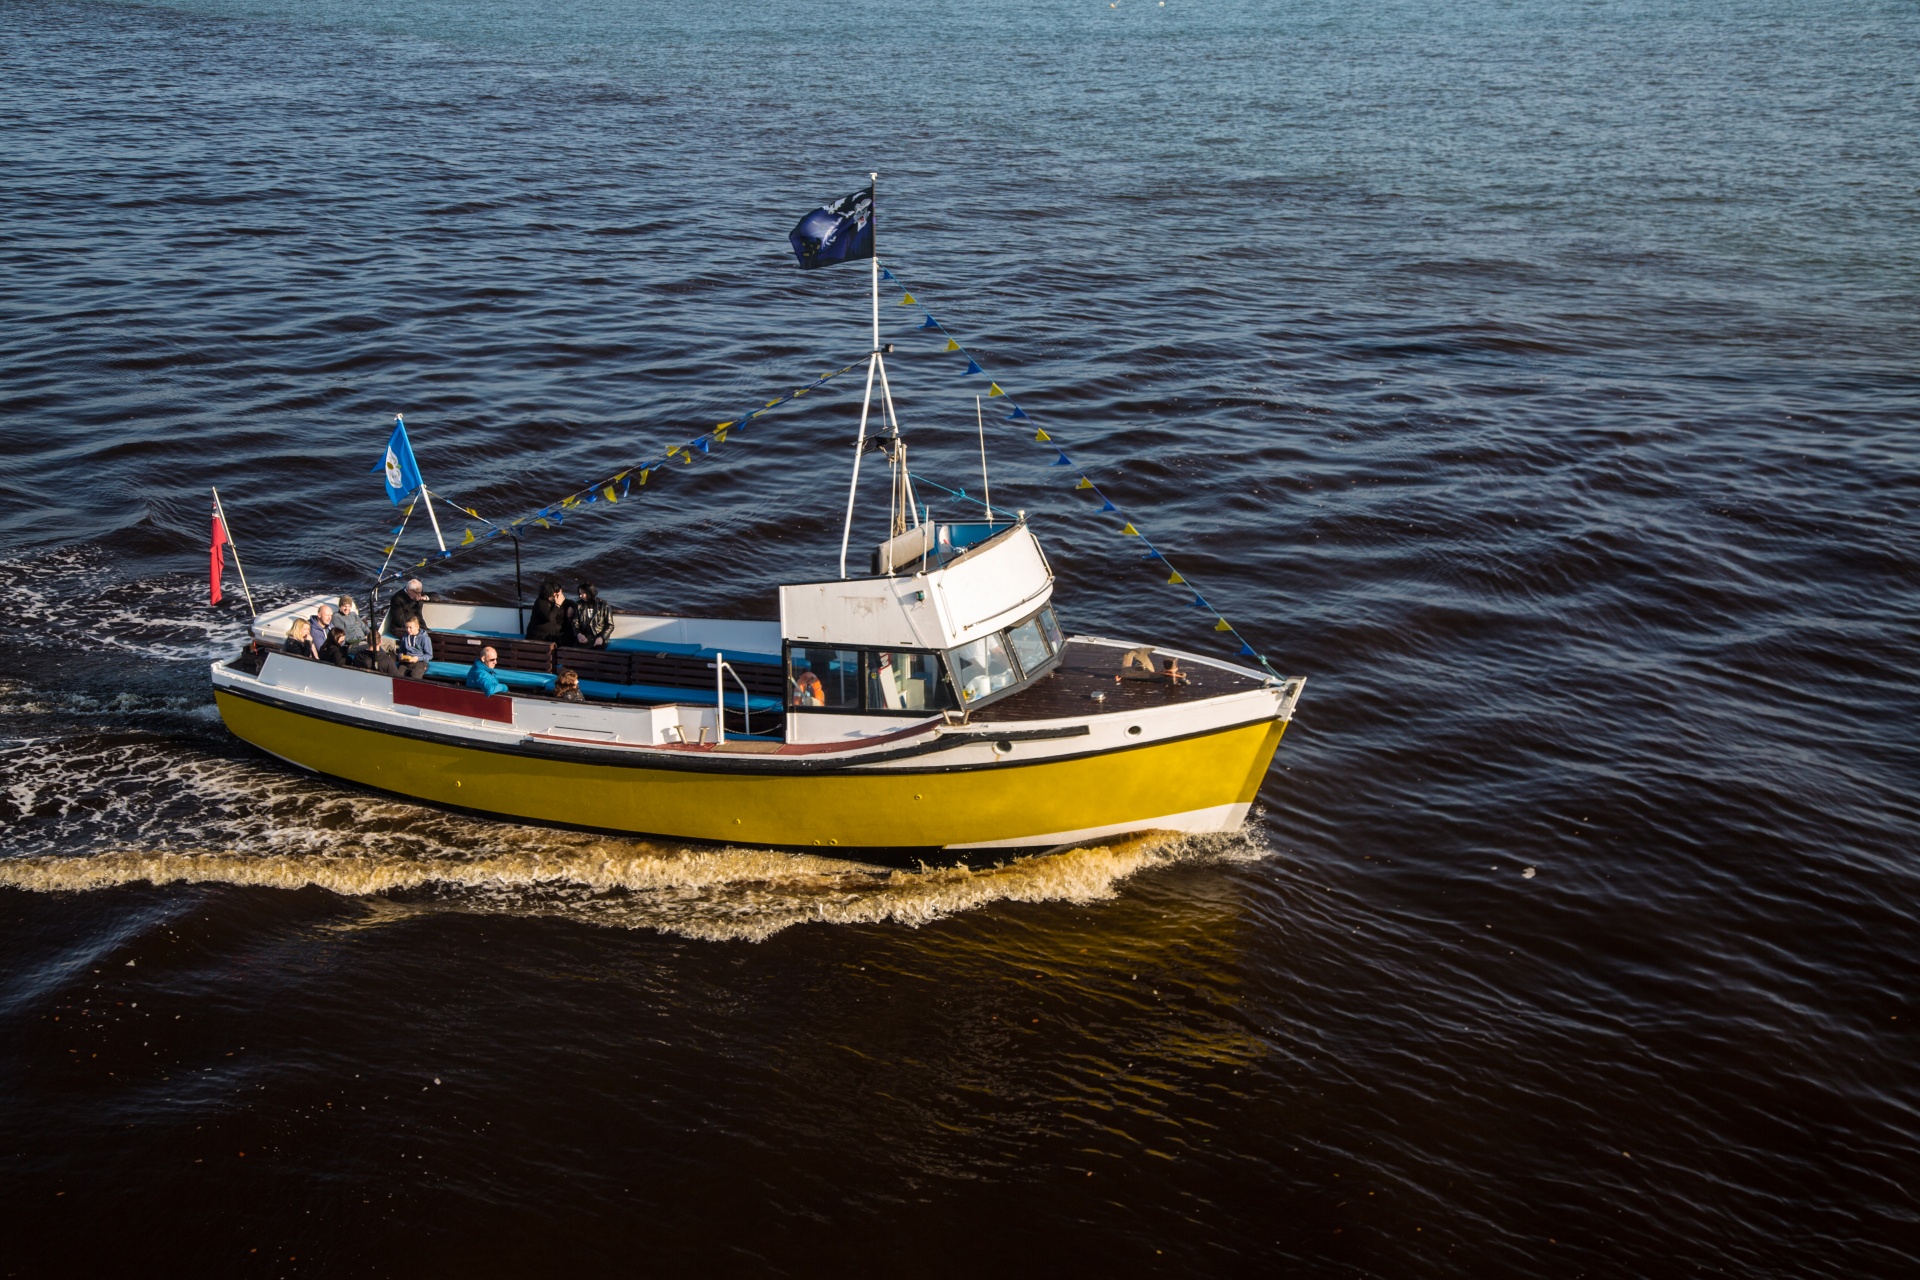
(0, 827), (1267, 943)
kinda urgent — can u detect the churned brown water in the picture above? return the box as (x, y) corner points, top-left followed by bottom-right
(2, 0), (1916, 1274)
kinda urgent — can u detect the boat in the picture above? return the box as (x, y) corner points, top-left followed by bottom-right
(210, 189), (1305, 863)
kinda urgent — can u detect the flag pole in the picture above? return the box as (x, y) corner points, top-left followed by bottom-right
(975, 396), (993, 523)
(838, 171), (881, 581)
(420, 486), (448, 554)
(210, 486), (256, 617)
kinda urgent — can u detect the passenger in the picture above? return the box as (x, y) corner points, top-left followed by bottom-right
(308, 603), (335, 649)
(554, 668), (584, 703)
(383, 578), (428, 638)
(465, 645), (508, 696)
(352, 636), (401, 678)
(396, 616), (433, 679)
(1115, 646), (1188, 686)
(792, 666), (825, 706)
(318, 626), (352, 667)
(283, 617), (319, 660)
(335, 596), (369, 647)
(525, 579), (569, 643)
(571, 581), (614, 648)
(1117, 646), (1157, 679)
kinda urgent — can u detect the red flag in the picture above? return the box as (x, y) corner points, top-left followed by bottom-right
(211, 510), (228, 605)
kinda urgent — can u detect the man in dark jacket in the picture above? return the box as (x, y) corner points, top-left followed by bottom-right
(384, 578), (428, 637)
(525, 580), (569, 643)
(572, 581), (614, 648)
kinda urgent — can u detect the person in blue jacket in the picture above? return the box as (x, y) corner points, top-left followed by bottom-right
(396, 616), (433, 679)
(465, 645), (508, 696)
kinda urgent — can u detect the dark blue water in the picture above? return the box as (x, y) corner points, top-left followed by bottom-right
(2, 0), (1917, 1273)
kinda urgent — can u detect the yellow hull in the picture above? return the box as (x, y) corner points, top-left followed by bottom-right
(214, 689), (1285, 855)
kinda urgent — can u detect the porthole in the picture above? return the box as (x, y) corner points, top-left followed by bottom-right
(1127, 725), (1142, 736)
(995, 740), (1014, 754)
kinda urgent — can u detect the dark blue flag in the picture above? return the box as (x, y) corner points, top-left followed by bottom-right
(789, 185), (874, 269)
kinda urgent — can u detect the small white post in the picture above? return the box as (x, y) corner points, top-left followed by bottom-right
(714, 651), (726, 745)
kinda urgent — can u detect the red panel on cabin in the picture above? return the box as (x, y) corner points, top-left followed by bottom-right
(391, 679), (514, 724)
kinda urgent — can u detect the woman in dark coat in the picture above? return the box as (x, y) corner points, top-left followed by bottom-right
(525, 580), (569, 643)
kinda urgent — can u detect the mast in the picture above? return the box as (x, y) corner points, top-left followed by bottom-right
(839, 170), (884, 580)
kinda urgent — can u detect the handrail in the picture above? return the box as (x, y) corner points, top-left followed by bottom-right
(712, 651), (753, 742)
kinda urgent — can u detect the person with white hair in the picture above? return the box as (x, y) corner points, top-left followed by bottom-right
(383, 577), (429, 637)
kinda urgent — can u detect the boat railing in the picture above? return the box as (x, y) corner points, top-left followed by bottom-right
(712, 652), (753, 743)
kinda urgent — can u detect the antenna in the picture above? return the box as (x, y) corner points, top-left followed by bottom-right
(976, 395), (993, 523)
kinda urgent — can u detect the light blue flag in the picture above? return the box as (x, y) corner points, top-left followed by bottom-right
(372, 415), (423, 505)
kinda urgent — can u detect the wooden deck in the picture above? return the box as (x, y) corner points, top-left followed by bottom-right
(978, 641), (1267, 723)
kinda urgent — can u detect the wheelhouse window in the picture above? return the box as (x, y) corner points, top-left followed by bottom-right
(869, 650), (958, 713)
(788, 646), (860, 709)
(1006, 616), (1050, 677)
(1038, 604), (1064, 653)
(949, 632), (1019, 704)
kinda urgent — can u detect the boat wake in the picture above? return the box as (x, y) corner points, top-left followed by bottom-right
(0, 828), (1264, 942)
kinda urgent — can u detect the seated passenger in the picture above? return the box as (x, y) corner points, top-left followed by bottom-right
(554, 668), (584, 702)
(396, 617), (433, 679)
(283, 617), (319, 660)
(525, 579), (569, 643)
(352, 637), (401, 678)
(318, 626), (352, 667)
(571, 581), (614, 648)
(465, 645), (508, 696)
(384, 578), (428, 638)
(335, 596), (369, 647)
(1115, 646), (1188, 686)
(308, 603), (335, 650)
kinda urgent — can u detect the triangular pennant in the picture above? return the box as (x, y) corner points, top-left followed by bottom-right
(1006, 406), (1029, 421)
(697, 438), (711, 453)
(1121, 523), (1139, 536)
(1034, 428), (1051, 442)
(880, 268), (895, 281)
(919, 315), (939, 330)
(1167, 571), (1185, 585)
(1214, 618), (1232, 632)
(765, 398), (782, 408)
(464, 507), (479, 518)
(561, 495), (580, 508)
(900, 292), (916, 305)
(963, 358), (982, 376)
(714, 428), (729, 443)
(1238, 642), (1258, 657)
(987, 383), (1004, 398)
(1142, 548), (1163, 561)
(945, 338), (960, 352)
(585, 491), (599, 504)
(715, 421), (734, 431)
(1052, 452), (1072, 467)
(1076, 477), (1094, 490)
(1099, 499), (1117, 513)
(602, 485), (618, 503)
(460, 528), (476, 546)
(381, 543), (395, 555)
(1190, 595), (1208, 609)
